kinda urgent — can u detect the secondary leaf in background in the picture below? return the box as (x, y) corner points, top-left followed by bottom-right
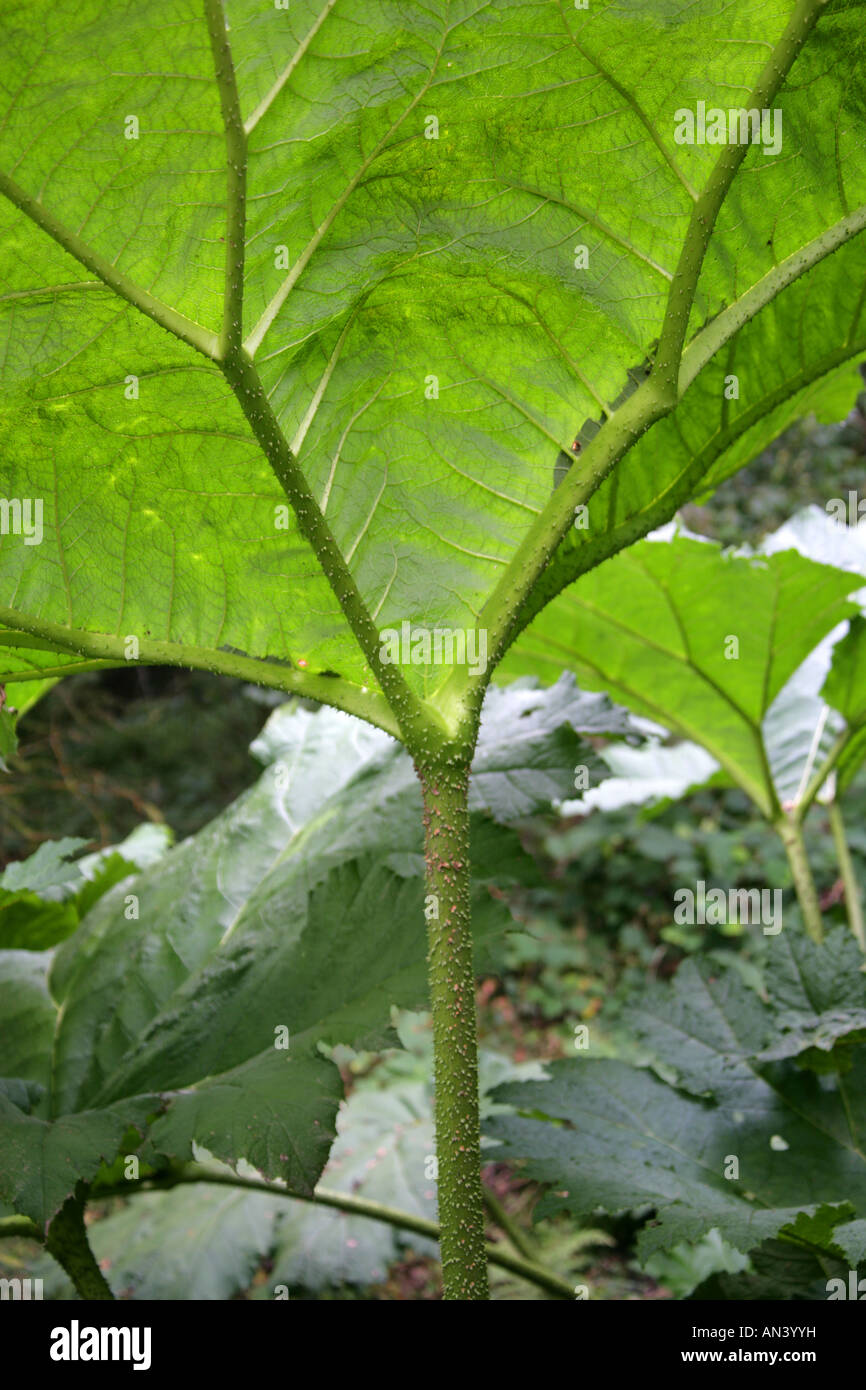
(627, 929), (866, 1081)
(0, 825), (172, 950)
(506, 527), (861, 816)
(0, 951), (56, 1087)
(823, 616), (866, 794)
(690, 1225), (863, 1301)
(0, 674), (59, 769)
(557, 740), (722, 818)
(0, 837), (89, 893)
(488, 929), (866, 1271)
(31, 1020), (546, 1300)
(0, 685), (615, 1225)
(760, 508), (866, 800)
(0, 1093), (160, 1226)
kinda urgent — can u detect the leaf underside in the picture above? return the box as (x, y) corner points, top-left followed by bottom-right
(0, 1), (863, 708)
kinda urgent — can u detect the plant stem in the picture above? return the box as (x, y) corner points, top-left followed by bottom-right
(44, 1189), (114, 1300)
(93, 1165), (575, 1299)
(829, 800), (866, 951)
(775, 814), (824, 944)
(417, 751), (489, 1299)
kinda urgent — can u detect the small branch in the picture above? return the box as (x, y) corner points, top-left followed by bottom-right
(44, 1189), (114, 1300)
(651, 0), (829, 404)
(0, 608), (401, 739)
(828, 799), (866, 951)
(203, 0), (247, 359)
(677, 206), (866, 399)
(482, 1182), (541, 1265)
(775, 813), (824, 944)
(93, 1163), (575, 1299)
(0, 1215), (40, 1240)
(0, 170), (219, 361)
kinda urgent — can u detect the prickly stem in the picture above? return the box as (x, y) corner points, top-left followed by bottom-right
(417, 747), (488, 1300)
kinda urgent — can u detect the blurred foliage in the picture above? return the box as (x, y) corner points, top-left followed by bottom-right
(683, 390), (866, 546)
(493, 777), (866, 1057)
(0, 669), (271, 867)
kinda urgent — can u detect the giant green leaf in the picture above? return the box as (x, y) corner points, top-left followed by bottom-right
(0, 0), (863, 718)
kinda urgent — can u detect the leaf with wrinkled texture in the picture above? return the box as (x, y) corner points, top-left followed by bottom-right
(488, 929), (866, 1264)
(0, 688), (594, 1224)
(32, 1035), (543, 1298)
(0, 827), (172, 950)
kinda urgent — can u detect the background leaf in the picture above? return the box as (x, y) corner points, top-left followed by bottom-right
(488, 929), (866, 1267)
(506, 527), (860, 815)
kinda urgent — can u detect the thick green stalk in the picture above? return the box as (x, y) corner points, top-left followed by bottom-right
(44, 1189), (114, 1300)
(829, 800), (866, 951)
(775, 814), (824, 944)
(418, 750), (488, 1299)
